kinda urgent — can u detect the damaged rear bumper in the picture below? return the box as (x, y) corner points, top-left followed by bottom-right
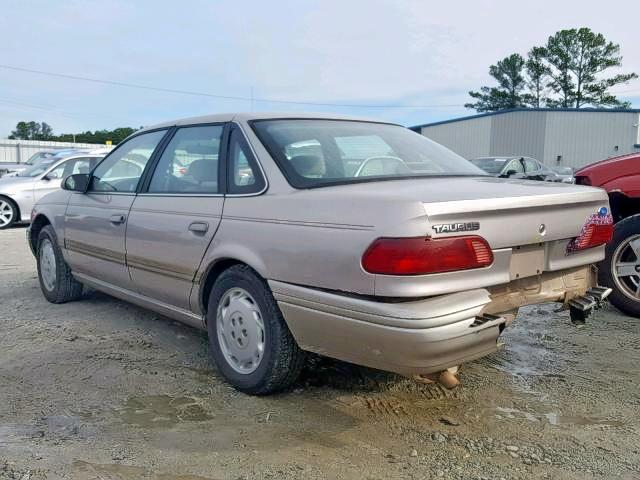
(270, 265), (598, 377)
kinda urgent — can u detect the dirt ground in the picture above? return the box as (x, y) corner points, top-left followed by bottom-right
(1, 226), (639, 480)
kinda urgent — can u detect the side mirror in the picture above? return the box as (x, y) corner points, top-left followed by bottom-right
(503, 169), (518, 178)
(63, 173), (90, 192)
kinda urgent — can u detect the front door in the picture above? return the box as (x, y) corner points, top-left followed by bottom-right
(126, 124), (226, 309)
(64, 130), (168, 288)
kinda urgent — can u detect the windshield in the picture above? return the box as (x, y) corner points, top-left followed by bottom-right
(18, 159), (57, 177)
(470, 158), (508, 174)
(26, 151), (57, 165)
(251, 120), (485, 188)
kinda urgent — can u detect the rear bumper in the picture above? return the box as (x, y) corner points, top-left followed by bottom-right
(270, 265), (596, 376)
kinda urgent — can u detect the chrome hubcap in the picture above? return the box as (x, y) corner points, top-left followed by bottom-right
(216, 288), (265, 374)
(0, 200), (14, 227)
(613, 234), (640, 300)
(39, 239), (57, 291)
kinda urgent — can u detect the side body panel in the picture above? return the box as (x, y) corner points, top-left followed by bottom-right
(32, 178), (62, 207)
(64, 192), (135, 289)
(601, 175), (640, 198)
(126, 195), (224, 309)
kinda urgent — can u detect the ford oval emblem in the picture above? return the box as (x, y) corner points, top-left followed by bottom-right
(539, 224), (547, 236)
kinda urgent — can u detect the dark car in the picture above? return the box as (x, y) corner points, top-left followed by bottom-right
(575, 152), (640, 317)
(470, 156), (568, 182)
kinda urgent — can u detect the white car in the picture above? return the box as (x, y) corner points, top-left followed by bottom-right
(0, 152), (104, 229)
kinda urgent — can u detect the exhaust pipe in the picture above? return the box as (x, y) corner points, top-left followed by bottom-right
(568, 286), (611, 325)
(413, 366), (460, 389)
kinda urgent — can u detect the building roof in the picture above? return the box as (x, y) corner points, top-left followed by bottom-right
(409, 107), (640, 131)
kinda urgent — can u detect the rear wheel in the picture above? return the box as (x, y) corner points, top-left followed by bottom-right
(599, 215), (640, 317)
(0, 197), (18, 229)
(207, 265), (305, 395)
(37, 225), (84, 303)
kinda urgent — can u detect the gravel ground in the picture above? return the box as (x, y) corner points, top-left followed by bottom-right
(1, 226), (639, 479)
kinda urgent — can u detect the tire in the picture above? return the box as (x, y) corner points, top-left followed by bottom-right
(37, 225), (84, 304)
(207, 265), (305, 395)
(0, 197), (18, 230)
(599, 215), (640, 317)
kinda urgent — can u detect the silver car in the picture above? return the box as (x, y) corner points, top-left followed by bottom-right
(0, 149), (63, 177)
(27, 113), (613, 395)
(0, 152), (104, 229)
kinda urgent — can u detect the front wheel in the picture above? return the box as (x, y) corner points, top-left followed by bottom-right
(0, 197), (18, 229)
(37, 225), (84, 303)
(207, 265), (305, 395)
(599, 215), (640, 317)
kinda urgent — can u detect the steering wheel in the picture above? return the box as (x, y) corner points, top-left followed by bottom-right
(354, 156), (410, 177)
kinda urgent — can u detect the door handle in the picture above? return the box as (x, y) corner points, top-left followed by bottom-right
(189, 221), (209, 234)
(110, 214), (126, 224)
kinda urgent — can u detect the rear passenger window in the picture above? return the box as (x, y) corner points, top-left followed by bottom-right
(148, 125), (223, 194)
(227, 128), (265, 194)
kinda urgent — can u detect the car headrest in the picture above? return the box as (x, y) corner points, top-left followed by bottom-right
(290, 155), (325, 177)
(188, 159), (217, 183)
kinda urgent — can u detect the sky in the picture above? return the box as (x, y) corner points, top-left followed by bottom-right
(1, 0), (639, 137)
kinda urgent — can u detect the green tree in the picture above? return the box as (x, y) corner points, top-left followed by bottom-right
(466, 28), (637, 111)
(543, 28), (638, 108)
(40, 122), (53, 140)
(523, 47), (550, 108)
(7, 121), (138, 144)
(465, 53), (529, 112)
(9, 121), (31, 139)
(9, 121), (54, 140)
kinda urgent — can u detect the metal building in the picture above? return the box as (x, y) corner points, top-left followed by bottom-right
(411, 108), (640, 169)
(0, 139), (113, 164)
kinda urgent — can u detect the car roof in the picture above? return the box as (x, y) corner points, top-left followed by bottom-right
(139, 112), (399, 133)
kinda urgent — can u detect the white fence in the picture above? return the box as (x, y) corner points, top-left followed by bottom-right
(0, 139), (114, 163)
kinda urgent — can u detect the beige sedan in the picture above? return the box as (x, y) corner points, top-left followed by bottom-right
(28, 113), (612, 394)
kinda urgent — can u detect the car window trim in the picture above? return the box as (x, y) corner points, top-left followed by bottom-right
(86, 127), (171, 195)
(138, 122), (229, 196)
(226, 122), (268, 196)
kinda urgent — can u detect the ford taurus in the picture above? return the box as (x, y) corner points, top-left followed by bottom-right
(28, 113), (613, 394)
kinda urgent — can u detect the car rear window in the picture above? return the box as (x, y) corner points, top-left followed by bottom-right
(251, 119), (485, 188)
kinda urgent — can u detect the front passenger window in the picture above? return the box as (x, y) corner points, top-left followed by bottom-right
(148, 125), (223, 194)
(89, 130), (166, 193)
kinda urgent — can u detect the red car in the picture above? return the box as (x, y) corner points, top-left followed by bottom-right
(575, 152), (640, 316)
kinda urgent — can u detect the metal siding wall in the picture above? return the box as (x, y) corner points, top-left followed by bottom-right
(489, 111), (547, 160)
(420, 116), (492, 159)
(543, 112), (639, 168)
(0, 139), (113, 163)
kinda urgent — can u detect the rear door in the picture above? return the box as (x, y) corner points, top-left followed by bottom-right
(125, 123), (227, 309)
(64, 130), (168, 289)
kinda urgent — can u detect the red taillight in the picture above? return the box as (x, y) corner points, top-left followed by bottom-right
(362, 236), (493, 275)
(567, 213), (614, 253)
